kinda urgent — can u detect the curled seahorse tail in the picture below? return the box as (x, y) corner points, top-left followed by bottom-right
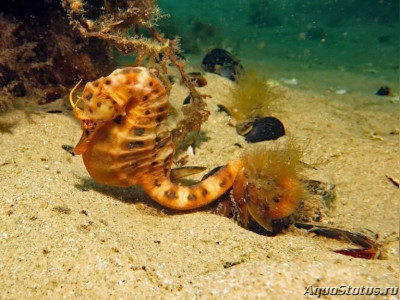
(141, 159), (243, 210)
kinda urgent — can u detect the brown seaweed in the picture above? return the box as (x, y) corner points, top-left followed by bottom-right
(0, 3), (114, 110)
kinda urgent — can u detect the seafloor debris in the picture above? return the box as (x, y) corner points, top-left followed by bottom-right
(52, 205), (72, 214)
(201, 48), (243, 81)
(385, 174), (399, 188)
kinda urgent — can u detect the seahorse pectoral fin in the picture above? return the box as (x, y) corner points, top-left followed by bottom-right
(73, 130), (91, 155)
(74, 119), (106, 155)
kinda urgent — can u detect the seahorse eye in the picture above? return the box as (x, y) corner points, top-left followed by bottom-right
(82, 119), (95, 130)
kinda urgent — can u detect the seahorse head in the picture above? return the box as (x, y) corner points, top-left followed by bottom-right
(70, 79), (123, 154)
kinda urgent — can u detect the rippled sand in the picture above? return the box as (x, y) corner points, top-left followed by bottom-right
(0, 71), (398, 299)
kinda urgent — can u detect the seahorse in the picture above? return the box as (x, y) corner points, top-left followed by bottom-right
(70, 67), (243, 210)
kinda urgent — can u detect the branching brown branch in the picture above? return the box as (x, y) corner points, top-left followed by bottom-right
(62, 0), (211, 145)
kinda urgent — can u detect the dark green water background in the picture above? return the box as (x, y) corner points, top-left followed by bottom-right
(157, 0), (399, 95)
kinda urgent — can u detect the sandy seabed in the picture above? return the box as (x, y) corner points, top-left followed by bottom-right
(0, 70), (398, 299)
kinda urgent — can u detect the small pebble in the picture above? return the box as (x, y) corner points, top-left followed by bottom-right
(282, 78), (298, 85)
(187, 146), (194, 156)
(336, 89), (347, 95)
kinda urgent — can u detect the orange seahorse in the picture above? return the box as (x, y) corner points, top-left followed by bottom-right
(70, 67), (243, 210)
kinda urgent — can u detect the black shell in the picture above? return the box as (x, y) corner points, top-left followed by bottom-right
(242, 117), (285, 143)
(201, 48), (243, 81)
